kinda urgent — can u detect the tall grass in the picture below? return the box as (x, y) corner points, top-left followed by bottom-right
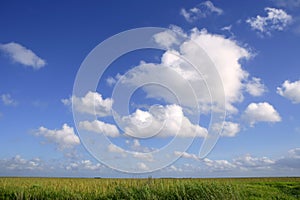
(0, 177), (299, 199)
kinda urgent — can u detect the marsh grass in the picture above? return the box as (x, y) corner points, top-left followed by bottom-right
(0, 177), (299, 199)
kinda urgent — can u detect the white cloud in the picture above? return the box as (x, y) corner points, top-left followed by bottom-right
(78, 120), (120, 137)
(202, 154), (275, 172)
(1, 148), (299, 176)
(106, 76), (117, 86)
(153, 30), (180, 49)
(180, 1), (223, 23)
(172, 148), (299, 174)
(66, 160), (102, 171)
(133, 139), (140, 148)
(1, 94), (17, 106)
(133, 152), (154, 162)
(108, 143), (154, 161)
(137, 162), (149, 170)
(233, 154), (275, 169)
(246, 7), (292, 36)
(172, 151), (277, 172)
(174, 151), (199, 160)
(1, 155), (43, 171)
(275, 148), (300, 169)
(221, 25), (232, 32)
(187, 29), (250, 113)
(125, 139), (153, 153)
(168, 165), (183, 172)
(243, 102), (281, 126)
(245, 77), (266, 97)
(203, 158), (236, 171)
(122, 28), (251, 114)
(288, 148), (300, 158)
(212, 121), (240, 137)
(34, 124), (80, 150)
(277, 80), (300, 103)
(0, 42), (46, 69)
(108, 144), (126, 154)
(62, 91), (113, 117)
(120, 104), (208, 138)
(273, 0), (300, 9)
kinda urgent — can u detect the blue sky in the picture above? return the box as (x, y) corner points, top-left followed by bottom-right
(0, 0), (300, 177)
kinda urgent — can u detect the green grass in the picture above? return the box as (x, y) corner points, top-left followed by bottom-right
(0, 177), (299, 199)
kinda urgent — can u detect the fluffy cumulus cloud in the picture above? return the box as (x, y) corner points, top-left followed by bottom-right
(153, 30), (181, 49)
(34, 124), (80, 150)
(1, 93), (17, 106)
(119, 27), (251, 114)
(0, 42), (46, 69)
(74, 102), (207, 138)
(243, 102), (281, 126)
(246, 7), (292, 36)
(277, 80), (300, 103)
(62, 91), (113, 117)
(79, 120), (120, 137)
(245, 77), (266, 97)
(180, 1), (223, 23)
(185, 28), (252, 113)
(119, 104), (208, 138)
(212, 121), (240, 137)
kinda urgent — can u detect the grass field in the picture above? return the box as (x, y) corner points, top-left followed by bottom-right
(0, 177), (299, 199)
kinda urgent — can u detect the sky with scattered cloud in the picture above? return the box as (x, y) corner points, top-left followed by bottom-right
(0, 0), (300, 177)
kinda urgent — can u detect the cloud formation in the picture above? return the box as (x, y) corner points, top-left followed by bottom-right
(0, 155), (43, 171)
(62, 91), (113, 117)
(1, 147), (299, 176)
(1, 94), (17, 106)
(173, 152), (277, 172)
(79, 120), (120, 137)
(203, 158), (236, 171)
(243, 102), (281, 126)
(66, 160), (102, 171)
(34, 124), (80, 150)
(119, 104), (208, 138)
(246, 7), (292, 36)
(233, 154), (275, 169)
(245, 77), (266, 97)
(119, 27), (251, 114)
(277, 80), (300, 103)
(212, 121), (240, 137)
(273, 0), (300, 9)
(272, 148), (300, 170)
(180, 1), (223, 23)
(174, 151), (199, 160)
(0, 42), (46, 69)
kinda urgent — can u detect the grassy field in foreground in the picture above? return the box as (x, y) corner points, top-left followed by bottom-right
(0, 177), (299, 199)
